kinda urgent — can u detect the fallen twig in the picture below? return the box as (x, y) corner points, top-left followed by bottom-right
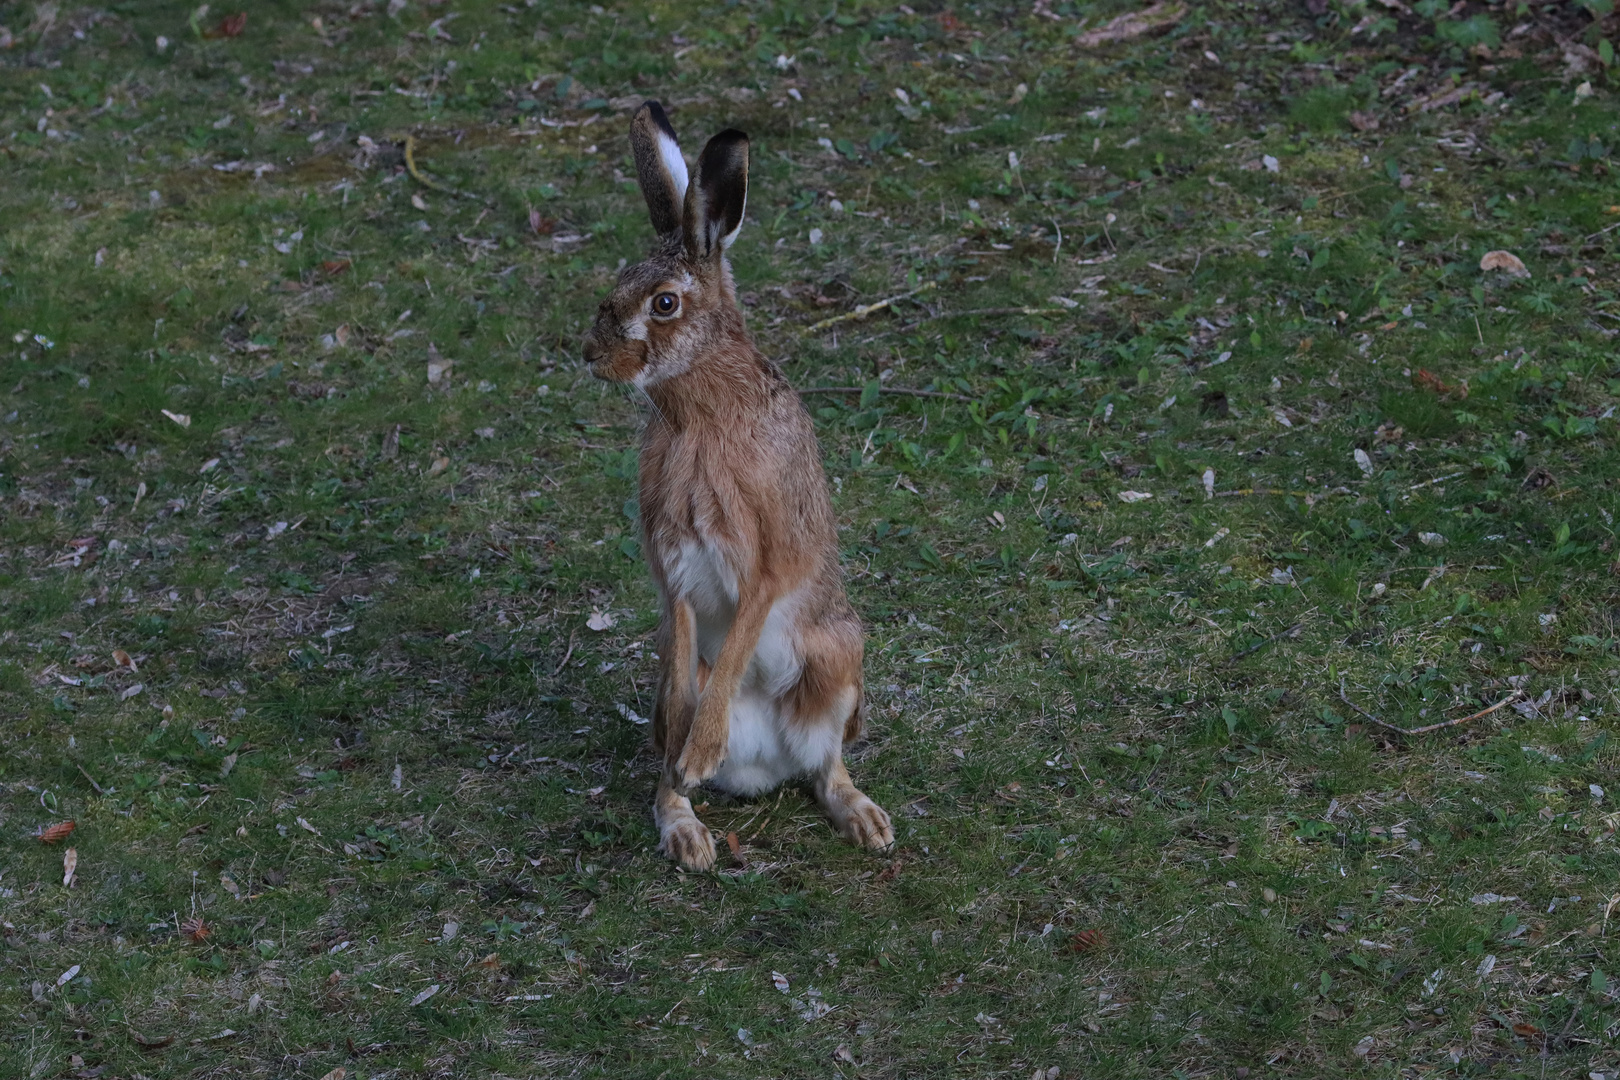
(798, 385), (973, 403)
(1338, 680), (1523, 736)
(804, 281), (937, 334)
(1230, 622), (1301, 660)
(404, 134), (479, 200)
(76, 764), (110, 796)
(551, 629), (577, 677)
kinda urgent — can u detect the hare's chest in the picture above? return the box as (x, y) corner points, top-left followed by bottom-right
(662, 536), (738, 613)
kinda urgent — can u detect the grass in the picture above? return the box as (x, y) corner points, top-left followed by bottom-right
(2, 0), (1620, 1076)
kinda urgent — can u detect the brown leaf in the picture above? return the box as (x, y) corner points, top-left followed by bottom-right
(1348, 111), (1380, 132)
(381, 425), (401, 460)
(1522, 465), (1556, 491)
(203, 12), (248, 39)
(875, 859), (903, 883)
(318, 1069), (346, 1080)
(427, 456), (450, 477)
(39, 820), (76, 844)
(320, 259), (352, 276)
(181, 916), (211, 942)
(112, 649), (137, 672)
(131, 1032), (175, 1050)
(1076, 1), (1184, 46)
(1512, 1021), (1542, 1038)
(528, 209), (557, 235)
(476, 952), (502, 969)
(1066, 928), (1108, 953)
(1480, 249), (1530, 278)
(1411, 368), (1466, 399)
(725, 831), (742, 860)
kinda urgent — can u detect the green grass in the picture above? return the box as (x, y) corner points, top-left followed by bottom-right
(3, 1), (1620, 1076)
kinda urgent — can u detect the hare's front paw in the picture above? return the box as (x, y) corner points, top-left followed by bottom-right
(839, 794), (895, 851)
(673, 718), (728, 791)
(661, 818), (716, 871)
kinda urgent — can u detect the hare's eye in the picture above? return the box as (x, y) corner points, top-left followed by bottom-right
(652, 292), (679, 316)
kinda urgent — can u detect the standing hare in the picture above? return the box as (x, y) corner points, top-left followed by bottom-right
(582, 102), (894, 871)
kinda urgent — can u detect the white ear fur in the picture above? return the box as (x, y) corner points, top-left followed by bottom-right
(656, 129), (690, 205)
(717, 186), (746, 250)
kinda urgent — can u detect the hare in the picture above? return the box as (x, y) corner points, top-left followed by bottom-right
(582, 101), (894, 871)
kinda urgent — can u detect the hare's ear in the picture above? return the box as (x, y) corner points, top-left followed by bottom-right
(629, 101), (688, 236)
(682, 129), (749, 260)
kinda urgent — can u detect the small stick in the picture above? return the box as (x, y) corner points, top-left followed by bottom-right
(804, 281), (937, 334)
(798, 385), (973, 403)
(77, 764), (110, 796)
(1338, 680), (1523, 736)
(551, 629), (578, 677)
(907, 305), (1075, 323)
(404, 134), (477, 200)
(1230, 622), (1301, 660)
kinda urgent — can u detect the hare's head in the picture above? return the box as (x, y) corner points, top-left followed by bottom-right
(583, 101), (750, 387)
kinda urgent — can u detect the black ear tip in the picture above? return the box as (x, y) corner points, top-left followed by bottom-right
(637, 100), (679, 140)
(700, 128), (750, 166)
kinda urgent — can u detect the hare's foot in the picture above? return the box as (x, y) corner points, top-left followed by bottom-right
(655, 779), (716, 871)
(814, 759), (894, 851)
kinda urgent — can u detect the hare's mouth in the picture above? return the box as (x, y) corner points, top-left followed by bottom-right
(586, 340), (648, 383)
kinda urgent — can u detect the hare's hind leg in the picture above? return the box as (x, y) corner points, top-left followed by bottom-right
(813, 753), (894, 851)
(655, 771), (716, 871)
(792, 632), (893, 851)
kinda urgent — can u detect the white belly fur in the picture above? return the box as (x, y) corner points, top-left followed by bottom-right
(663, 540), (839, 795)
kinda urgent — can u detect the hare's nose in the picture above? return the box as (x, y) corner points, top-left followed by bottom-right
(581, 335), (604, 366)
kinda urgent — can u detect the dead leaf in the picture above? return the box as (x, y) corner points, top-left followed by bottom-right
(381, 424), (400, 460)
(62, 847), (77, 887)
(1512, 1021), (1541, 1038)
(1412, 368), (1468, 399)
(409, 983), (441, 1006)
(876, 859), (903, 883)
(529, 209), (557, 235)
(39, 821), (76, 844)
(161, 408), (191, 428)
(1076, 1), (1185, 46)
(181, 916), (211, 942)
(296, 817), (321, 836)
(426, 343), (452, 385)
(120, 682), (144, 700)
(113, 649), (137, 673)
(317, 1070), (346, 1080)
(131, 1031), (174, 1050)
(427, 455), (450, 476)
(1480, 250), (1530, 278)
(726, 831), (742, 861)
(1522, 465), (1556, 490)
(1066, 928), (1107, 953)
(586, 610), (615, 631)
(320, 259), (352, 276)
(476, 952), (501, 969)
(834, 1044), (856, 1064)
(1348, 110), (1380, 132)
(219, 752), (238, 778)
(203, 12), (248, 38)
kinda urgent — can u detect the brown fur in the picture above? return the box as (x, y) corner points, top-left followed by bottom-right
(581, 103), (892, 870)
